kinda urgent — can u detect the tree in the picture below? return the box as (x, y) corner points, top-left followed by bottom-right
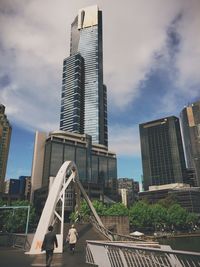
(158, 195), (177, 209)
(0, 200), (36, 233)
(129, 201), (152, 229)
(167, 204), (188, 230)
(186, 213), (199, 230)
(150, 204), (168, 231)
(104, 203), (129, 216)
(92, 200), (107, 215)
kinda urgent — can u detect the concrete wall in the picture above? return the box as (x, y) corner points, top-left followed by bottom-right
(100, 216), (129, 235)
(30, 131), (47, 202)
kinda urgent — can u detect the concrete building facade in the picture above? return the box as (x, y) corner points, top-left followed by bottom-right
(118, 178), (139, 207)
(0, 104), (12, 193)
(180, 100), (200, 186)
(139, 183), (200, 214)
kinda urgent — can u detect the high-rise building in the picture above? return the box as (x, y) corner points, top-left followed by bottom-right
(118, 178), (139, 206)
(30, 6), (117, 211)
(0, 104), (12, 193)
(139, 183), (200, 214)
(180, 101), (200, 186)
(139, 116), (186, 190)
(31, 131), (117, 203)
(60, 5), (108, 147)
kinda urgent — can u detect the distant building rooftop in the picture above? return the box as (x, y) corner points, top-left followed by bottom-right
(149, 183), (190, 191)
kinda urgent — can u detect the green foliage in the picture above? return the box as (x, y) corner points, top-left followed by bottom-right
(69, 200), (91, 222)
(69, 199), (199, 233)
(167, 204), (188, 229)
(129, 201), (152, 228)
(150, 204), (168, 229)
(92, 200), (107, 215)
(80, 199), (90, 216)
(186, 212), (198, 226)
(104, 203), (129, 216)
(158, 195), (177, 209)
(0, 200), (36, 233)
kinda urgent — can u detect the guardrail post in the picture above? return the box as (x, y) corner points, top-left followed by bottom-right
(119, 249), (128, 267)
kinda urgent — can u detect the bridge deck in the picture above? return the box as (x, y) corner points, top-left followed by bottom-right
(0, 224), (104, 267)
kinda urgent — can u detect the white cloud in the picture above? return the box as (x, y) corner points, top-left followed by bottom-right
(175, 0), (200, 94)
(109, 124), (140, 156)
(0, 0), (199, 135)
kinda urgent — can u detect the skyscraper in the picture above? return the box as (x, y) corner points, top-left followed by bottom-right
(0, 104), (12, 193)
(180, 100), (200, 186)
(139, 116), (186, 190)
(60, 5), (108, 147)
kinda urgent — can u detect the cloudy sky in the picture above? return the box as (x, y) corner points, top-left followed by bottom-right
(0, 0), (200, 183)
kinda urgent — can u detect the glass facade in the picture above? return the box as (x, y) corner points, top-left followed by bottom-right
(42, 131), (117, 199)
(60, 6), (108, 147)
(50, 142), (63, 177)
(91, 155), (98, 183)
(64, 144), (75, 162)
(60, 54), (84, 133)
(0, 105), (12, 193)
(91, 154), (118, 185)
(98, 156), (108, 183)
(180, 101), (200, 187)
(76, 147), (87, 181)
(42, 137), (89, 186)
(140, 116), (186, 190)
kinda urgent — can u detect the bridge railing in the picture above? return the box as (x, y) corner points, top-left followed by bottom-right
(89, 216), (151, 243)
(0, 233), (31, 251)
(86, 240), (200, 267)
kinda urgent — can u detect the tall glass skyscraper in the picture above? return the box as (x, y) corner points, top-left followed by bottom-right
(139, 116), (186, 190)
(0, 104), (12, 193)
(60, 5), (108, 147)
(180, 100), (200, 186)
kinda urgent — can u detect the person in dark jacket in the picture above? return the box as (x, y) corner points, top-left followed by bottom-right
(41, 225), (58, 267)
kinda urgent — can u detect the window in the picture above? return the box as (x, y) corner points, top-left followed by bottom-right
(74, 94), (80, 101)
(73, 109), (80, 115)
(50, 142), (64, 176)
(73, 116), (79, 123)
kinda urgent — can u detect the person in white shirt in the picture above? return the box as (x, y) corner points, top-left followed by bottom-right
(67, 224), (78, 254)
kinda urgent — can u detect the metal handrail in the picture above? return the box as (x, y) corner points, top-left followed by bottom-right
(89, 216), (150, 242)
(86, 240), (200, 267)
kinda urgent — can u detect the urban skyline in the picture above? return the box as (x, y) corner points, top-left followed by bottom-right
(0, 1), (199, 185)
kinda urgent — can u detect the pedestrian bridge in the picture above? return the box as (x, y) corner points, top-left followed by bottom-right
(24, 161), (200, 266)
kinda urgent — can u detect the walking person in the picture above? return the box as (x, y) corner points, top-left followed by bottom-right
(41, 225), (58, 267)
(67, 224), (78, 254)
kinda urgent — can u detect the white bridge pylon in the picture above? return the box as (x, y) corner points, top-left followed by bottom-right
(27, 161), (104, 255)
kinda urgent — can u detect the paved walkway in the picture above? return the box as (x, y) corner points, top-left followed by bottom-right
(0, 247), (94, 267)
(0, 224), (102, 267)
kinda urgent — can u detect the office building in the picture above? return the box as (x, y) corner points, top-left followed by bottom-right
(0, 104), (12, 193)
(31, 131), (117, 207)
(180, 101), (200, 186)
(139, 183), (200, 214)
(139, 116), (186, 190)
(2, 176), (31, 202)
(60, 5), (108, 147)
(4, 178), (20, 195)
(118, 178), (139, 206)
(19, 176), (31, 200)
(31, 7), (118, 213)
